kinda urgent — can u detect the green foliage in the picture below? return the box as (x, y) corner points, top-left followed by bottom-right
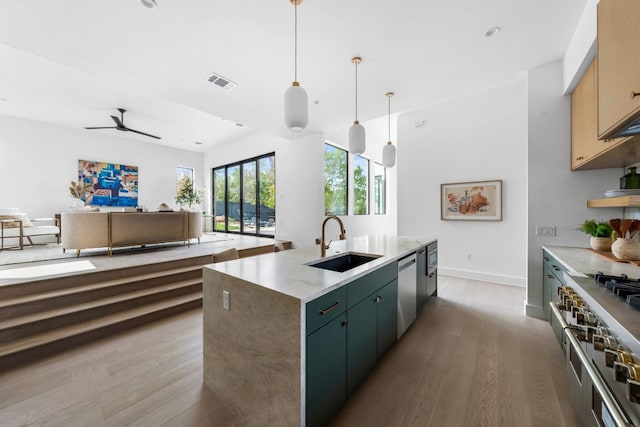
(354, 163), (368, 215)
(324, 145), (347, 215)
(259, 157), (276, 209)
(175, 176), (203, 209)
(578, 219), (612, 237)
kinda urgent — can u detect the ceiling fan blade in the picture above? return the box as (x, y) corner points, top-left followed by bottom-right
(84, 126), (117, 130)
(126, 128), (162, 140)
(111, 115), (124, 127)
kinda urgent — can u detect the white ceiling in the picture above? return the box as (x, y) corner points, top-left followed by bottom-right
(0, 0), (587, 152)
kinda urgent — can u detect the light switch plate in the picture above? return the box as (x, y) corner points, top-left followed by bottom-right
(223, 290), (230, 310)
(536, 226), (556, 237)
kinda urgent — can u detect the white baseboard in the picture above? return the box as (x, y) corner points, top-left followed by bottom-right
(438, 267), (526, 287)
(525, 303), (546, 320)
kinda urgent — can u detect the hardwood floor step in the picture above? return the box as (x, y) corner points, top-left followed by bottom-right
(0, 279), (202, 342)
(0, 264), (203, 315)
(0, 291), (202, 360)
(0, 255), (212, 300)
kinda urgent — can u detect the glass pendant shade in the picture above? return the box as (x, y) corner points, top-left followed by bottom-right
(348, 121), (366, 155)
(382, 142), (396, 168)
(284, 83), (308, 132)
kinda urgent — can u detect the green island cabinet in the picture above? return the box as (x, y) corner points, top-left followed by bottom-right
(543, 249), (567, 349)
(305, 262), (398, 427)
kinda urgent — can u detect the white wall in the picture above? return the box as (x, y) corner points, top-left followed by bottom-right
(203, 126), (398, 250)
(0, 114), (204, 218)
(526, 60), (622, 318)
(397, 77), (529, 286)
(562, 0), (598, 94)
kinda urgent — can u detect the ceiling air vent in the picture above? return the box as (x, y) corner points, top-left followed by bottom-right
(207, 72), (237, 90)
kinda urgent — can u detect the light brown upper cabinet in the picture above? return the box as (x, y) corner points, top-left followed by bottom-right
(597, 0), (640, 139)
(572, 59), (602, 169)
(571, 57), (638, 170)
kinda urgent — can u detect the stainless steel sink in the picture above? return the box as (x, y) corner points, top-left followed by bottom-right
(307, 252), (382, 273)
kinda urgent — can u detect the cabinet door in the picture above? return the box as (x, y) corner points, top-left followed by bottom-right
(543, 264), (562, 320)
(377, 279), (398, 359)
(571, 59), (606, 169)
(426, 269), (437, 298)
(347, 296), (377, 396)
(306, 313), (347, 427)
(598, 0), (640, 138)
(416, 247), (428, 312)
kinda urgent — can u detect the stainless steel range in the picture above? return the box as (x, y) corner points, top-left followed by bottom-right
(550, 272), (640, 427)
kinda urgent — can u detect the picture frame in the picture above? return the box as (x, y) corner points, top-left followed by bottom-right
(78, 159), (139, 207)
(441, 179), (502, 221)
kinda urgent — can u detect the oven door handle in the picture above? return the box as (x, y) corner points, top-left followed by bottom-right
(550, 302), (633, 427)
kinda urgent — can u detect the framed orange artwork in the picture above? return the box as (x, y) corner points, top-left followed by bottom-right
(441, 179), (502, 221)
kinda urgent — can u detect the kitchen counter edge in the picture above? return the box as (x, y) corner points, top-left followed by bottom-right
(204, 234), (436, 303)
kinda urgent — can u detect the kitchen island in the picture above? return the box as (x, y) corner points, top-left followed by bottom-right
(202, 234), (435, 427)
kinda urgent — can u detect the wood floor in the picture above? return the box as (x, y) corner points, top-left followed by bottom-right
(0, 276), (578, 427)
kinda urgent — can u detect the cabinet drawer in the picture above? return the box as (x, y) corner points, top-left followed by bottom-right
(347, 262), (397, 309)
(543, 251), (566, 282)
(306, 286), (347, 335)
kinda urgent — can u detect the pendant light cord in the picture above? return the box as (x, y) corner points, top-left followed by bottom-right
(294, 2), (298, 83)
(388, 94), (391, 141)
(355, 60), (358, 122)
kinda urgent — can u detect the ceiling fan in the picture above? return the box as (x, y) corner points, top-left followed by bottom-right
(84, 108), (161, 140)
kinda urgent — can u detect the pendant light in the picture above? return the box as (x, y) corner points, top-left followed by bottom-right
(348, 57), (365, 155)
(382, 92), (396, 168)
(284, 0), (308, 132)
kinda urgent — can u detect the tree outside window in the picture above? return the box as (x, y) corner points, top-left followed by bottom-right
(324, 143), (347, 215)
(374, 162), (386, 215)
(354, 155), (369, 215)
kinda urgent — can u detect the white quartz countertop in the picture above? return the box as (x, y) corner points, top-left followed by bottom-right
(543, 245), (640, 278)
(204, 234), (435, 302)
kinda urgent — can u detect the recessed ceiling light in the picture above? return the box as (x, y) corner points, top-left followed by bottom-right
(235, 123), (244, 127)
(484, 26), (501, 38)
(140, 0), (158, 8)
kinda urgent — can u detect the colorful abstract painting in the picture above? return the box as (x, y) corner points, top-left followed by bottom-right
(78, 159), (138, 207)
(441, 180), (502, 221)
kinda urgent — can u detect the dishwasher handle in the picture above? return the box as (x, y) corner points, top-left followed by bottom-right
(398, 254), (416, 272)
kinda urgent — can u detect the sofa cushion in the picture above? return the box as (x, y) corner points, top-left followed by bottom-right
(0, 213), (33, 228)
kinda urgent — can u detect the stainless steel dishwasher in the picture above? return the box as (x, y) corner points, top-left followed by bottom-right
(397, 252), (417, 338)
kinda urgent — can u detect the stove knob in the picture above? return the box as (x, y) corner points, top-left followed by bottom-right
(628, 378), (640, 404)
(605, 349), (633, 368)
(614, 361), (640, 384)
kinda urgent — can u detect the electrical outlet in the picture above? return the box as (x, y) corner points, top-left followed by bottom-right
(223, 290), (230, 310)
(536, 226), (556, 237)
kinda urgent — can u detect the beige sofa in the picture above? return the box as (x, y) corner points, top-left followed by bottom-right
(62, 211), (203, 256)
(0, 208), (60, 250)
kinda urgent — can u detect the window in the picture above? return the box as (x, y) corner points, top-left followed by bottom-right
(176, 167), (194, 193)
(324, 143), (347, 215)
(353, 155), (369, 215)
(374, 162), (386, 214)
(212, 153), (275, 237)
(213, 169), (226, 231)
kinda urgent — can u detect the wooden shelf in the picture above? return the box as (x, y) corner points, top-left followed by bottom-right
(587, 195), (640, 208)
